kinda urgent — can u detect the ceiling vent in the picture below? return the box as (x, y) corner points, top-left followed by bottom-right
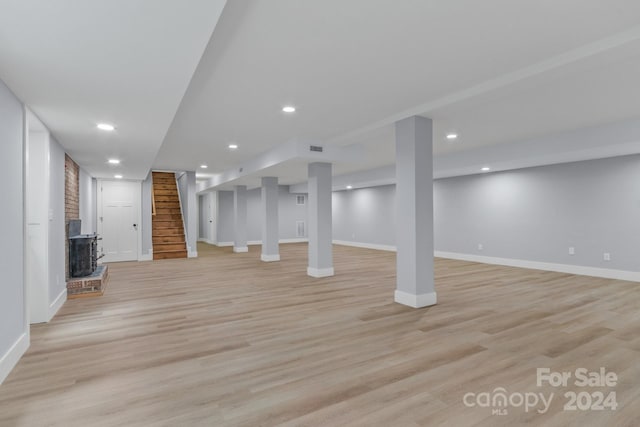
(309, 145), (323, 152)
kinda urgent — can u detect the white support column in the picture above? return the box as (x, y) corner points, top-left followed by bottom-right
(261, 177), (280, 262)
(307, 162), (334, 277)
(394, 115), (436, 308)
(233, 185), (248, 253)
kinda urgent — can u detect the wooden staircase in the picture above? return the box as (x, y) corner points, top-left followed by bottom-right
(152, 172), (187, 260)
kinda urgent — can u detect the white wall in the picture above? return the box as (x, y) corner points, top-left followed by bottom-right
(217, 191), (234, 243)
(79, 167), (96, 234)
(177, 171), (197, 256)
(216, 186), (308, 244)
(434, 155), (640, 276)
(25, 124), (68, 324)
(0, 80), (28, 385)
(48, 138), (66, 312)
(331, 155), (640, 279)
(140, 171), (153, 259)
(333, 185), (395, 247)
(26, 130), (50, 324)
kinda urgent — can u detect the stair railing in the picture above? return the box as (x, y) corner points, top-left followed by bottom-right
(151, 181), (157, 216)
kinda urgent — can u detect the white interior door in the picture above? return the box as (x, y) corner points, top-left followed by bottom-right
(198, 194), (207, 240)
(98, 180), (140, 262)
(198, 192), (217, 243)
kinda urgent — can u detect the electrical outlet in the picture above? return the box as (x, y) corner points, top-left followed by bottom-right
(603, 253), (611, 261)
(569, 247), (575, 255)
(478, 243), (483, 251)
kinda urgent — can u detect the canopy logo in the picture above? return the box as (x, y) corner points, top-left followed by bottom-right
(463, 367), (618, 416)
(463, 388), (553, 416)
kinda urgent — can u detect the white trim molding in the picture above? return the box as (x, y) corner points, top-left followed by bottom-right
(333, 240), (396, 252)
(279, 238), (309, 244)
(394, 290), (437, 308)
(261, 254), (281, 262)
(307, 267), (335, 278)
(139, 249), (153, 262)
(323, 241), (640, 282)
(197, 238), (217, 245)
(0, 332), (29, 385)
(188, 247), (198, 258)
(233, 246), (249, 253)
(48, 288), (67, 320)
(435, 251), (640, 283)
(220, 238), (308, 248)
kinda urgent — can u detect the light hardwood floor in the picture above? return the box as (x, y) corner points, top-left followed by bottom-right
(1, 243), (638, 426)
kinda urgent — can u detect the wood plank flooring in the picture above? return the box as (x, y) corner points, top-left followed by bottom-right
(0, 243), (638, 426)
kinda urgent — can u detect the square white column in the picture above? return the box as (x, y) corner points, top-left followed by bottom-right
(307, 162), (333, 277)
(233, 185), (248, 253)
(394, 116), (436, 308)
(261, 177), (280, 262)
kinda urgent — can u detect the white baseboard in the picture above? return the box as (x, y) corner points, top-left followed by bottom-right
(307, 267), (335, 278)
(188, 248), (198, 258)
(0, 332), (29, 385)
(261, 254), (281, 262)
(394, 290), (437, 308)
(139, 250), (153, 261)
(435, 251), (640, 282)
(48, 288), (67, 321)
(219, 239), (307, 248)
(279, 238), (308, 244)
(249, 238), (308, 246)
(330, 240), (639, 282)
(233, 246), (249, 253)
(198, 238), (216, 245)
(333, 240), (396, 252)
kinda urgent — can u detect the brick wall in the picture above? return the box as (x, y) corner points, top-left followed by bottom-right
(65, 154), (80, 278)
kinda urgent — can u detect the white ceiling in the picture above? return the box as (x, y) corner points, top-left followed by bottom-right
(0, 0), (227, 180)
(1, 1), (640, 184)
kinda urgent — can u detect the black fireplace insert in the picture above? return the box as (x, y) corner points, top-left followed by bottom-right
(68, 219), (100, 278)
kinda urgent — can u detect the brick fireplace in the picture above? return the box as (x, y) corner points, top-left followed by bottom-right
(65, 155), (108, 297)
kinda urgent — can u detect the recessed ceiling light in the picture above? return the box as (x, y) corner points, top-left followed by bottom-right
(200, 164), (208, 169)
(446, 133), (458, 140)
(97, 123), (115, 131)
(346, 185), (353, 190)
(228, 144), (238, 150)
(481, 167), (491, 172)
(114, 174), (123, 179)
(108, 159), (120, 164)
(282, 106), (296, 113)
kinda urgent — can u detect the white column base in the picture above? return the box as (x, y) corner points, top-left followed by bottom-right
(233, 246), (248, 253)
(261, 254), (280, 262)
(307, 267), (335, 278)
(394, 290), (437, 308)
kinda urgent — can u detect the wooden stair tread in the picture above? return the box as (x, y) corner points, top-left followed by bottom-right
(152, 171), (187, 260)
